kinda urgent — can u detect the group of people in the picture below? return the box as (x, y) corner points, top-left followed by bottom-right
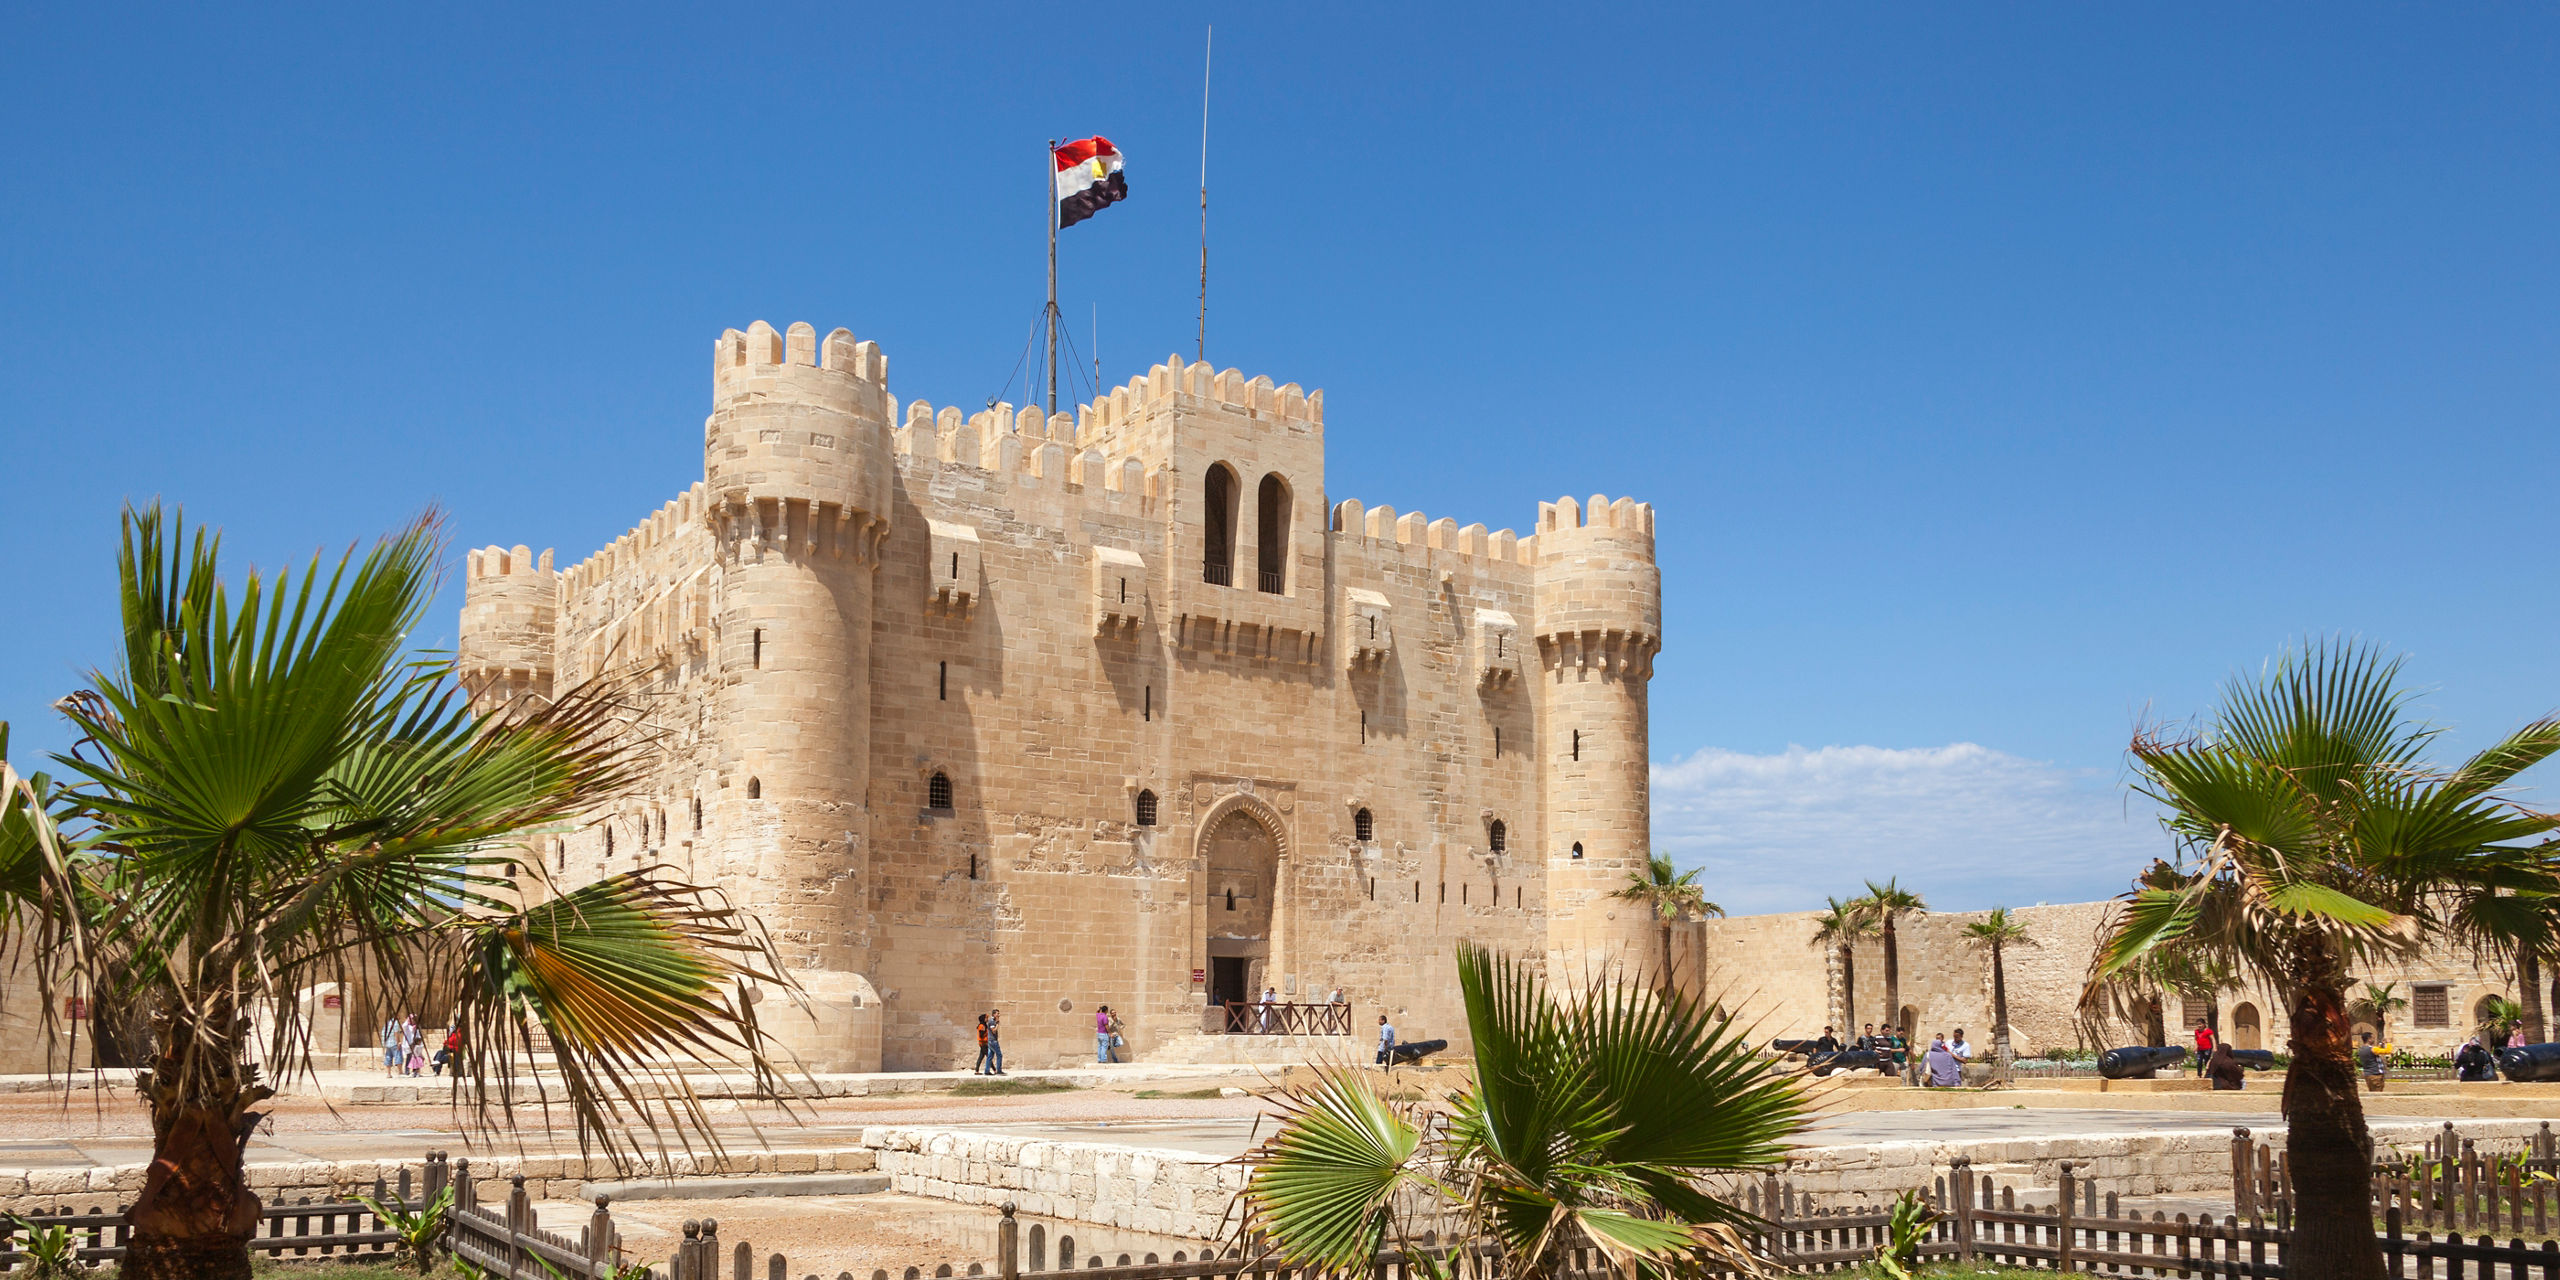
(972, 1010), (1005, 1074)
(2191, 1023), (2250, 1090)
(1804, 1023), (1977, 1086)
(379, 1015), (461, 1077)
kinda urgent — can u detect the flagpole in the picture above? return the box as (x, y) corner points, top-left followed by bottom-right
(1046, 138), (1060, 418)
(1196, 26), (1212, 363)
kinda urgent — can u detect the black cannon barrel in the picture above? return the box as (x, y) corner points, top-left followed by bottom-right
(1770, 1038), (1822, 1056)
(2499, 1043), (2560, 1082)
(1390, 1039), (1448, 1064)
(2229, 1049), (2277, 1071)
(2097, 1045), (2190, 1079)
(1811, 1049), (1885, 1076)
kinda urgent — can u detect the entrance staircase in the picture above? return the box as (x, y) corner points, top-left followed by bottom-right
(1145, 1030), (1360, 1067)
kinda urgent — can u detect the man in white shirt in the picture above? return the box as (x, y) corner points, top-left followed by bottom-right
(1950, 1029), (1974, 1061)
(1376, 1015), (1398, 1066)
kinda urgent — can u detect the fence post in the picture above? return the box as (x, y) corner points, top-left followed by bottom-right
(1951, 1156), (1975, 1262)
(702, 1216), (722, 1280)
(736, 1237), (752, 1280)
(590, 1195), (616, 1273)
(2055, 1161), (2075, 1273)
(424, 1151), (448, 1206)
(999, 1201), (1020, 1280)
(2230, 1128), (2252, 1219)
(507, 1175), (530, 1279)
(676, 1219), (699, 1280)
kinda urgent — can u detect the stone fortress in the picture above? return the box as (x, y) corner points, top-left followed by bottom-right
(457, 319), (1666, 1072)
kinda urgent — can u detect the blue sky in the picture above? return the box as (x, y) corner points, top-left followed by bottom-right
(5, 7), (2555, 913)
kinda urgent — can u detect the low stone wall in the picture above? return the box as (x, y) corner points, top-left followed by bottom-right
(1775, 1118), (2556, 1204)
(856, 1125), (1240, 1241)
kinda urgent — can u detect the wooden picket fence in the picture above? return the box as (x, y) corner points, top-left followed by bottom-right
(2233, 1121), (2560, 1233)
(0, 1166), (414, 1270)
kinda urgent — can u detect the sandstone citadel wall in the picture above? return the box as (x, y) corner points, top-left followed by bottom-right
(458, 320), (1664, 1072)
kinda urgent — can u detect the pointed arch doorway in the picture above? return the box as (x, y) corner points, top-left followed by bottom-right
(1197, 792), (1290, 1026)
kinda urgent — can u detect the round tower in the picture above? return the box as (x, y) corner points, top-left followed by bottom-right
(1532, 493), (1664, 990)
(456, 544), (557, 711)
(703, 320), (893, 1069)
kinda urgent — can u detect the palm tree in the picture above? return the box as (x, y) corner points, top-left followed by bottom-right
(2357, 981), (2411, 1038)
(1858, 878), (1927, 1038)
(0, 506), (799, 1280)
(1240, 943), (1807, 1277)
(1810, 896), (1877, 1030)
(2091, 642), (2560, 1279)
(1611, 853), (1723, 992)
(1962, 907), (2031, 1078)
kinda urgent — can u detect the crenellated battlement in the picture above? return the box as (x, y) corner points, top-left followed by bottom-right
(560, 482), (711, 596)
(891, 396), (1155, 500)
(1328, 499), (1534, 570)
(1535, 493), (1657, 549)
(466, 544), (555, 582)
(1530, 490), (1661, 663)
(712, 320), (887, 405)
(1077, 355), (1323, 436)
(458, 542), (563, 704)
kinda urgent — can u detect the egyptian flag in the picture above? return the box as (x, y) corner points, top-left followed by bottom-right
(1054, 137), (1128, 228)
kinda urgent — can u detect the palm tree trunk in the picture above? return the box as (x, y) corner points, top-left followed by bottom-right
(1990, 939), (2012, 1078)
(2522, 949), (2547, 1045)
(2282, 952), (2387, 1278)
(1660, 920), (1676, 994)
(1842, 946), (1856, 1027)
(125, 1056), (267, 1280)
(1881, 916), (1901, 1031)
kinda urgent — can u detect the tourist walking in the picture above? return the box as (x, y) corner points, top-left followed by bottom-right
(381, 1017), (401, 1077)
(1105, 1008), (1125, 1061)
(1257, 986), (1278, 1033)
(2193, 1021), (2216, 1077)
(985, 1009), (1004, 1074)
(974, 1014), (992, 1075)
(2356, 1031), (2390, 1091)
(1376, 1015), (1397, 1066)
(1094, 1006), (1112, 1063)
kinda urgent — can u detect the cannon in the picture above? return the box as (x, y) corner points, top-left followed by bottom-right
(2229, 1049), (2277, 1071)
(2097, 1045), (2190, 1079)
(1810, 1049), (1885, 1076)
(1770, 1038), (1825, 1057)
(1389, 1039), (1448, 1065)
(2498, 1043), (2560, 1082)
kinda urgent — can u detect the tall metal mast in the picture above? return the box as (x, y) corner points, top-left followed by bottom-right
(1197, 27), (1212, 362)
(1046, 138), (1060, 417)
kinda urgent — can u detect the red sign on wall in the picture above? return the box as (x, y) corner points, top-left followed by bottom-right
(322, 994), (343, 1009)
(1191, 968), (1206, 984)
(64, 997), (85, 1020)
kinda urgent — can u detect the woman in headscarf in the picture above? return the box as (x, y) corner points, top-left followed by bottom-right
(1925, 1034), (1962, 1087)
(2207, 1041), (2245, 1090)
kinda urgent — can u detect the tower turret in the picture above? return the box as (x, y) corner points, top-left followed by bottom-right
(1532, 494), (1663, 987)
(702, 320), (893, 1068)
(457, 544), (557, 710)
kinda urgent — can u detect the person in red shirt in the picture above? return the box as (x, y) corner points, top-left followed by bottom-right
(2193, 1022), (2217, 1076)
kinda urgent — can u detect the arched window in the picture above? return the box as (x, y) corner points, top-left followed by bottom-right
(1354, 808), (1374, 842)
(1203, 464), (1238, 585)
(1226, 888), (1237, 911)
(1135, 790), (1158, 827)
(1571, 841), (1584, 860)
(928, 771), (954, 811)
(746, 777), (760, 800)
(1489, 820), (1507, 853)
(1256, 473), (1290, 594)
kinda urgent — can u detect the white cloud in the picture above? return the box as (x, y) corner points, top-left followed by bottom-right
(1649, 744), (2163, 916)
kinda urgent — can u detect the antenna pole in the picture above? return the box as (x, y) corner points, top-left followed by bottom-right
(1196, 26), (1212, 363)
(1047, 137), (1060, 417)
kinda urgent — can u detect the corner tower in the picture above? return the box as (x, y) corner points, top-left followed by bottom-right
(1532, 494), (1663, 988)
(456, 544), (557, 711)
(703, 320), (893, 1068)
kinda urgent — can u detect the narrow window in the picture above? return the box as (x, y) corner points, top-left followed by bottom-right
(1494, 727), (1501, 758)
(1369, 877), (1376, 901)
(746, 777), (761, 800)
(1369, 616), (1377, 640)
(969, 853), (978, 880)
(752, 628), (762, 669)
(928, 771), (954, 811)
(604, 826), (614, 858)
(1203, 464), (1238, 586)
(1461, 884), (1468, 904)
(1572, 730), (1581, 761)
(1354, 808), (1374, 842)
(1226, 888), (1237, 912)
(1490, 820), (1508, 854)
(939, 661), (948, 700)
(1571, 841), (1583, 860)
(1515, 886), (1522, 908)
(1136, 790), (1158, 827)
(506, 860), (517, 881)
(555, 839), (565, 871)
(1256, 473), (1290, 594)
(1439, 882), (1446, 903)
(1413, 882), (1421, 902)
(950, 552), (960, 580)
(692, 798), (702, 832)
(1496, 635), (1505, 659)
(1360, 711), (1367, 743)
(1143, 686), (1152, 721)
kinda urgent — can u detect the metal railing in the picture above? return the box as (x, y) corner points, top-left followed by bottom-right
(1201, 562), (1232, 586)
(1257, 569), (1284, 594)
(1221, 1002), (1353, 1036)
